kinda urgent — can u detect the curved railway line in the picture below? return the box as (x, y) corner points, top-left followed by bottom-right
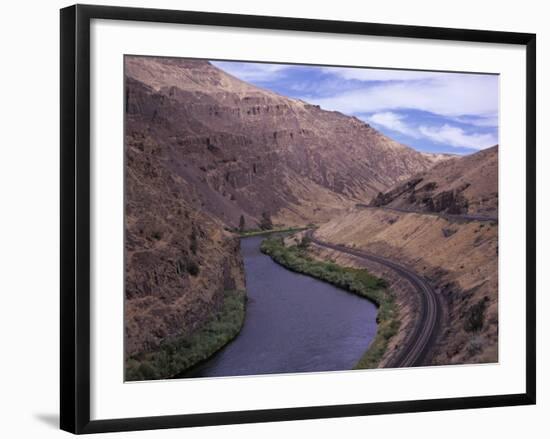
(306, 231), (442, 368)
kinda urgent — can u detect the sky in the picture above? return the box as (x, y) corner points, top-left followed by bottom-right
(211, 60), (499, 155)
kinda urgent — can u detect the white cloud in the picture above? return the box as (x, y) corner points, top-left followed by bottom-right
(322, 67), (443, 82)
(418, 124), (497, 149)
(211, 61), (499, 149)
(212, 62), (499, 119)
(211, 61), (289, 82)
(368, 112), (419, 138)
(307, 74), (498, 118)
(367, 112), (497, 150)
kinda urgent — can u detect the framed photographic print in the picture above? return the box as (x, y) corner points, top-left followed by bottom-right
(60, 4), (536, 434)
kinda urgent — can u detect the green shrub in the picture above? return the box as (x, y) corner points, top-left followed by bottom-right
(259, 212), (273, 230)
(239, 214), (246, 232)
(151, 230), (162, 240)
(464, 297), (489, 333)
(186, 260), (199, 276)
(297, 235), (311, 250)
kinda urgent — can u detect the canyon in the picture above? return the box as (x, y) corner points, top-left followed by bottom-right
(124, 56), (498, 376)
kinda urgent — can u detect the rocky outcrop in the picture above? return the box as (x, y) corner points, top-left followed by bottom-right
(370, 177), (424, 208)
(369, 146), (498, 217)
(371, 179), (471, 215)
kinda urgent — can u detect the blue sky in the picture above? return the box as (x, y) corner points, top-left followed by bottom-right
(211, 61), (499, 155)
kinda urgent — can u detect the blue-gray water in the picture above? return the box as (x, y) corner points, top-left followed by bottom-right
(188, 235), (378, 378)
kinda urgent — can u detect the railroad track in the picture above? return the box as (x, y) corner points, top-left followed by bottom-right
(306, 231), (441, 368)
(355, 204), (498, 223)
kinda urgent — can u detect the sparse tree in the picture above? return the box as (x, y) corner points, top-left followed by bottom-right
(186, 259), (199, 276)
(259, 212), (273, 230)
(464, 297), (489, 332)
(239, 214), (246, 232)
(298, 234), (311, 250)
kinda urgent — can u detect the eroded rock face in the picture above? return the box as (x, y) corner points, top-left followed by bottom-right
(125, 56), (438, 228)
(430, 187), (470, 214)
(125, 131), (245, 357)
(369, 146), (498, 217)
(370, 177), (424, 208)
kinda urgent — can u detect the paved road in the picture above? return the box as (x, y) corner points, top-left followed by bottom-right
(306, 231), (442, 368)
(355, 204), (498, 223)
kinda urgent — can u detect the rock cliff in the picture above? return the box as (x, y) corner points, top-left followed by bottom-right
(370, 146), (498, 217)
(125, 56), (438, 228)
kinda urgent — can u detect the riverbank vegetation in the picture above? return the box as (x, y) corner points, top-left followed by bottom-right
(237, 226), (310, 238)
(125, 289), (247, 381)
(261, 236), (400, 369)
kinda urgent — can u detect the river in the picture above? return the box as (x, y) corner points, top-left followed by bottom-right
(187, 235), (378, 378)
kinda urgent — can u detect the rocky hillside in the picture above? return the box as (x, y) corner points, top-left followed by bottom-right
(371, 146), (498, 217)
(125, 56), (438, 228)
(125, 132), (245, 358)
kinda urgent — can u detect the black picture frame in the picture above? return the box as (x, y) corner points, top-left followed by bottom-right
(60, 4), (536, 434)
